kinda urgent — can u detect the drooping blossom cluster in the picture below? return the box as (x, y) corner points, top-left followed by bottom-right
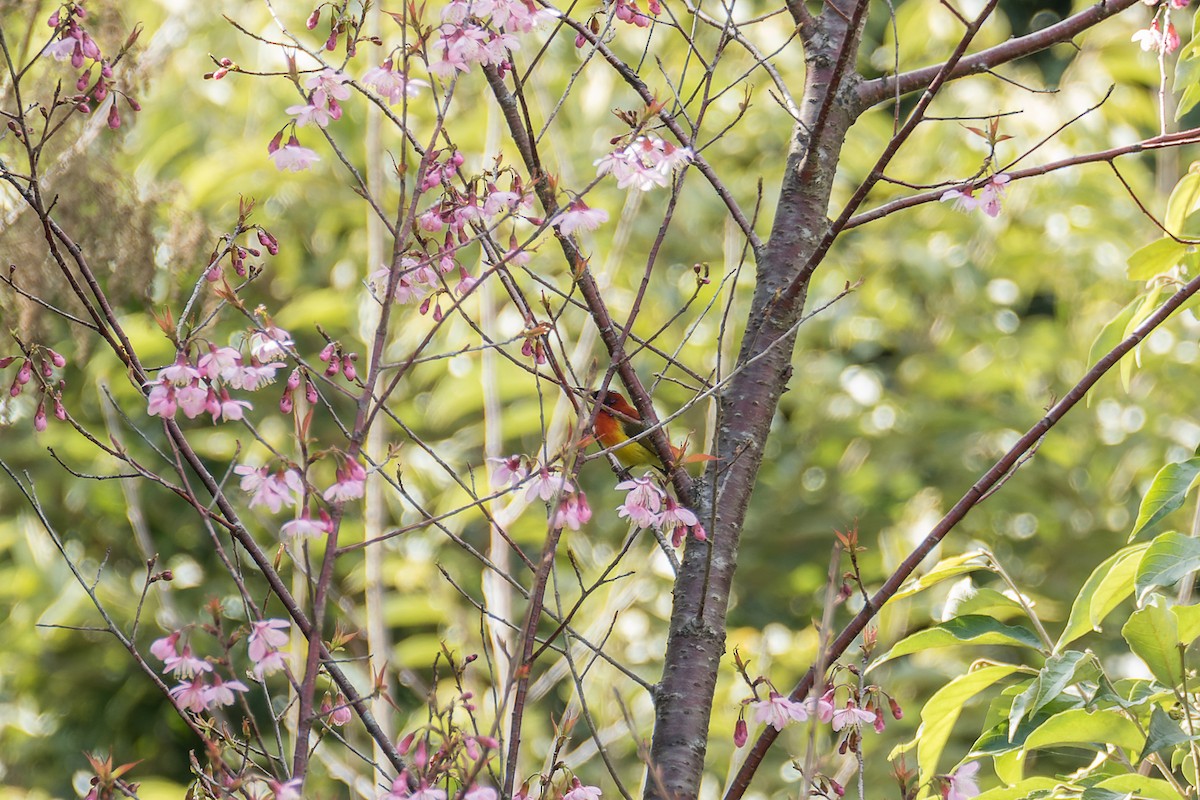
(287, 67), (351, 128)
(1, 345), (69, 432)
(363, 58), (430, 104)
(616, 473), (706, 546)
(149, 630), (250, 715)
(594, 134), (693, 191)
(488, 455), (593, 530)
(145, 326), (293, 422)
(575, 0), (662, 46)
(940, 173), (1011, 218)
(737, 683), (902, 749)
(43, 2), (139, 128)
(247, 618), (291, 679)
(430, 0), (556, 78)
(380, 702), (501, 800)
(235, 453), (365, 538)
(554, 201), (609, 235)
(1132, 18), (1181, 54)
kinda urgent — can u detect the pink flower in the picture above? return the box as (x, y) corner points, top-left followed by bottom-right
(269, 778), (304, 800)
(464, 788), (498, 800)
(204, 675), (249, 707)
(616, 473), (665, 528)
(488, 455), (528, 489)
(253, 649), (287, 679)
(170, 678), (211, 713)
(976, 173), (1010, 218)
(363, 61), (430, 104)
(525, 467), (574, 501)
(146, 382), (177, 417)
(287, 101), (336, 128)
(249, 326), (293, 362)
(807, 688), (836, 723)
(1133, 20), (1180, 54)
(554, 201), (608, 235)
(281, 508), (333, 540)
(198, 346), (241, 381)
(657, 496), (700, 546)
(944, 762), (981, 800)
(150, 631), (180, 661)
(563, 779), (602, 800)
(939, 186), (978, 212)
(324, 459), (367, 502)
(595, 135), (693, 191)
(213, 389), (252, 422)
(751, 692), (808, 731)
(237, 465), (304, 513)
(175, 383), (209, 419)
(831, 701), (876, 731)
(305, 67), (351, 107)
(160, 354), (201, 386)
(163, 644), (213, 678)
(270, 136), (321, 171)
(554, 492), (593, 530)
(248, 619), (290, 661)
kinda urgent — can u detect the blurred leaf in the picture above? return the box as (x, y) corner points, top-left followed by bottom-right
(1126, 239), (1186, 282)
(890, 551), (990, 603)
(972, 778), (1065, 800)
(1093, 776), (1183, 800)
(1165, 169), (1200, 236)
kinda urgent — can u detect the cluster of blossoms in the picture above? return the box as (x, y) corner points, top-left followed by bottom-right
(145, 326), (293, 422)
(148, 624), (291, 715)
(616, 474), (706, 546)
(736, 684), (902, 749)
(287, 67), (351, 128)
(1132, 18), (1182, 53)
(594, 134), (694, 192)
(940, 173), (1011, 218)
(489, 455), (593, 530)
(235, 455), (364, 538)
(1, 347), (68, 432)
(43, 1), (140, 129)
(378, 724), (501, 800)
(575, 0), (661, 46)
(430, 0), (556, 77)
(206, 227), (279, 282)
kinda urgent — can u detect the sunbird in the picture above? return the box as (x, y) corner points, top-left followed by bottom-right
(587, 389), (681, 473)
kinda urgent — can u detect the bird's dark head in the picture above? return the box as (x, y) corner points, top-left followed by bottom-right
(587, 389), (638, 418)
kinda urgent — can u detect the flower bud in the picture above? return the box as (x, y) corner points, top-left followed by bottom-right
(734, 717), (748, 747)
(34, 401), (47, 432)
(48, 349), (66, 368)
(306, 8), (321, 29)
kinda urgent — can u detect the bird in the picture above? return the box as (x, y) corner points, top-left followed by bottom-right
(587, 389), (680, 474)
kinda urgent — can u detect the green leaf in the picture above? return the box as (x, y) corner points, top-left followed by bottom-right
(874, 616), (1044, 668)
(1166, 169), (1200, 236)
(1065, 544), (1156, 652)
(973, 778), (1065, 800)
(992, 749), (1025, 785)
(1136, 532), (1200, 602)
(1122, 596), (1184, 686)
(1121, 283), (1164, 391)
(1127, 239), (1188, 282)
(1140, 706), (1200, 760)
(1008, 651), (1088, 741)
(948, 586), (1030, 622)
(974, 696), (1085, 755)
(1057, 543), (1151, 650)
(889, 551), (989, 603)
(888, 664), (1020, 790)
(1173, 603), (1200, 644)
(1094, 775), (1185, 800)
(1023, 708), (1145, 754)
(1088, 296), (1144, 401)
(1129, 458), (1200, 541)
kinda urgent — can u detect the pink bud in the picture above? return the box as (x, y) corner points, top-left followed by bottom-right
(267, 130), (284, 154)
(8, 378), (21, 397)
(888, 696), (903, 720)
(53, 396), (66, 420)
(305, 380), (318, 404)
(286, 368), (302, 391)
(324, 29), (338, 51)
(318, 342), (335, 362)
(126, 97), (141, 112)
(106, 103), (120, 129)
(16, 360), (32, 384)
(325, 357), (340, 377)
(257, 228), (279, 255)
(341, 358), (356, 381)
(306, 8), (321, 29)
(48, 349), (66, 368)
(40, 359), (53, 378)
(34, 401), (47, 432)
(734, 718), (748, 747)
(0, 356), (14, 368)
(280, 391), (294, 414)
(210, 67), (229, 80)
(48, 11), (60, 26)
(397, 732), (415, 755)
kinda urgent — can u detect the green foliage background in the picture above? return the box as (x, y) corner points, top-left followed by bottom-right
(2, 0), (1199, 797)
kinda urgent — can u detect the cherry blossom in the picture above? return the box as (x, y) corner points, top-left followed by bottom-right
(944, 762), (981, 800)
(595, 135), (693, 191)
(281, 508), (332, 540)
(236, 465), (304, 513)
(169, 677), (211, 713)
(269, 778), (303, 800)
(525, 467), (574, 501)
(204, 675), (249, 707)
(830, 701), (877, 731)
(488, 455), (528, 489)
(616, 473), (666, 528)
(249, 325), (293, 362)
(554, 492), (593, 530)
(1132, 20), (1180, 54)
(270, 135), (321, 172)
(751, 692), (808, 730)
(563, 779), (602, 800)
(324, 459), (367, 502)
(554, 200), (609, 235)
(363, 60), (430, 104)
(163, 644), (212, 678)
